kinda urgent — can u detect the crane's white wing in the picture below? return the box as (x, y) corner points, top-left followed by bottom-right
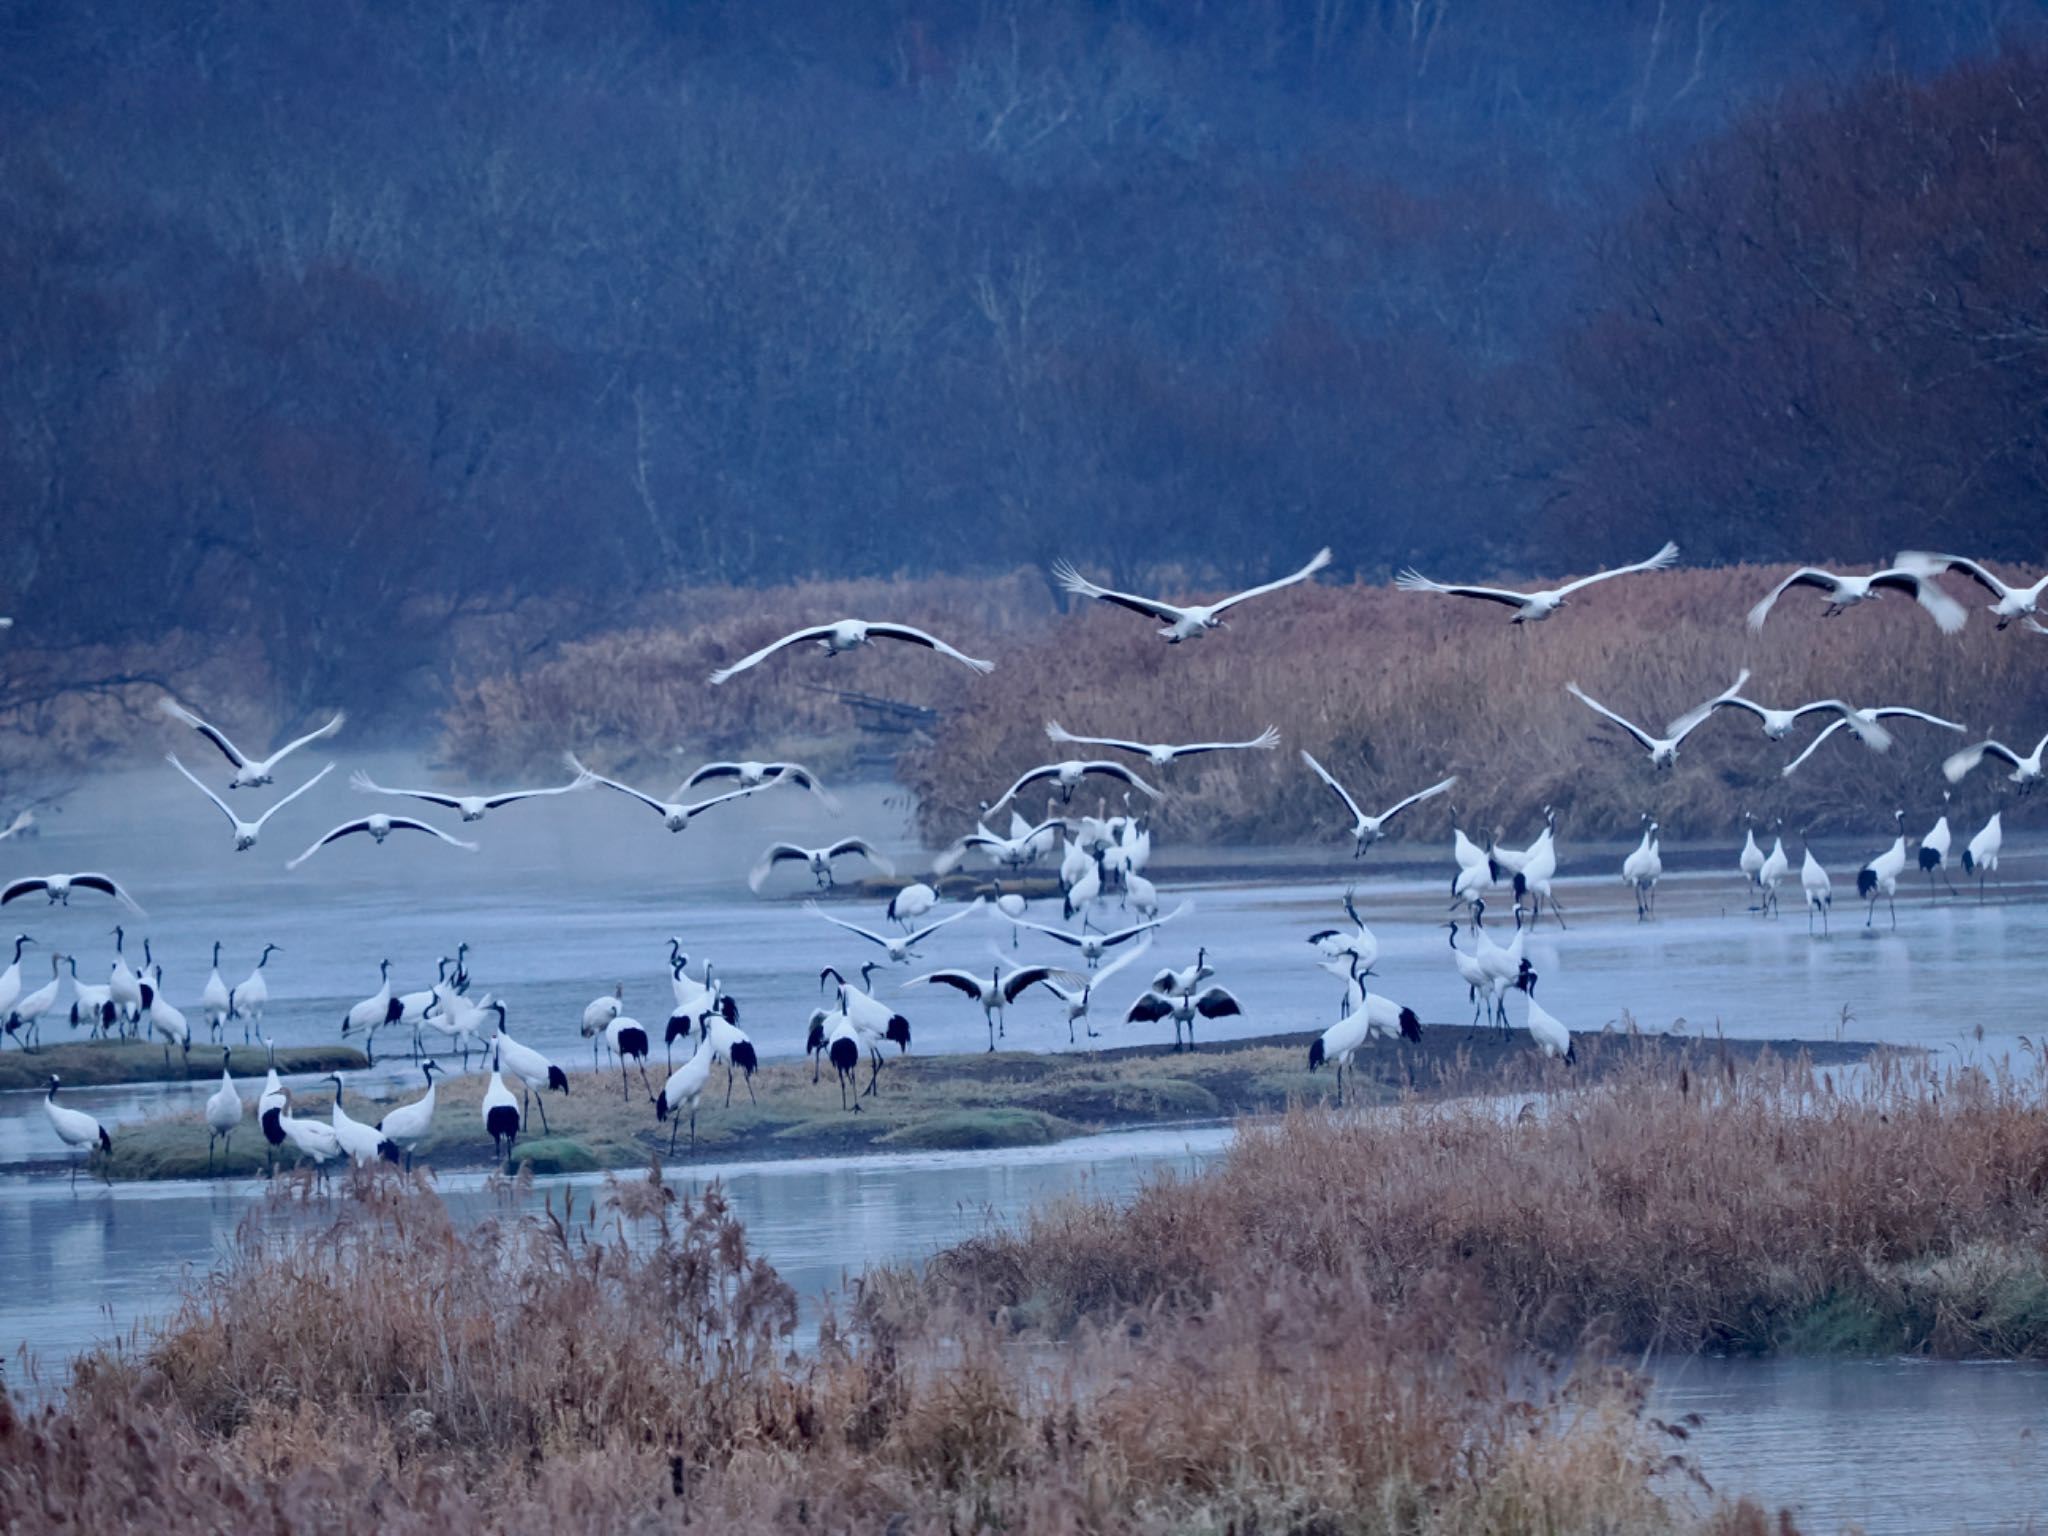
(903, 899), (983, 946)
(901, 969), (987, 1000)
(1564, 684), (1659, 753)
(287, 818), (476, 870)
(765, 763), (838, 807)
(1159, 727), (1282, 759)
(1868, 570), (1968, 634)
(377, 819), (477, 851)
(1779, 718), (1850, 778)
(1124, 990), (1175, 1024)
(1000, 963), (1088, 1004)
(1207, 547), (1333, 615)
(1895, 550), (2009, 600)
(1746, 569), (1843, 631)
(1100, 902), (1190, 945)
(59, 873), (148, 914)
(802, 903), (890, 948)
(264, 712), (346, 768)
(688, 761), (833, 797)
(1373, 774), (1458, 824)
(251, 763), (336, 830)
(165, 753), (240, 829)
(864, 623), (995, 674)
(1088, 761), (1160, 798)
(932, 835), (1005, 877)
(1943, 740), (2019, 783)
(824, 838), (894, 874)
(1552, 540), (1680, 598)
(564, 753), (674, 817)
(1299, 750), (1366, 827)
(1044, 721), (1149, 756)
(1052, 561), (1189, 623)
(748, 844), (814, 891)
(683, 782), (773, 821)
(159, 698), (250, 768)
(1664, 669), (1752, 739)
(1089, 934), (1154, 987)
(480, 774), (595, 809)
(1391, 571), (1532, 608)
(987, 764), (1060, 812)
(1021, 815), (1072, 844)
(684, 762), (749, 789)
(1799, 704), (1892, 752)
(1005, 914), (1086, 947)
(707, 625), (840, 685)
(1864, 706), (1965, 732)
(348, 770), (465, 810)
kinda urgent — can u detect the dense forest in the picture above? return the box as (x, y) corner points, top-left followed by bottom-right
(2, 1), (2044, 733)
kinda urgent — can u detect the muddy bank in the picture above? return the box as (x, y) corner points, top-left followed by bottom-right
(58, 1024), (1892, 1182)
(0, 1041), (368, 1093)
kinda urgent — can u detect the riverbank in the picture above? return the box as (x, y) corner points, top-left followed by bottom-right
(61, 1025), (1885, 1182)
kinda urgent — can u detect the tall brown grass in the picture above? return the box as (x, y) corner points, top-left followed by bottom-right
(441, 570), (1057, 780)
(901, 561), (2048, 843)
(4, 1162), (1778, 1533)
(443, 561), (2048, 840)
(878, 1047), (2048, 1358)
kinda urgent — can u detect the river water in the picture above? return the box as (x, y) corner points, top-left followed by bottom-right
(4, 758), (2046, 1528)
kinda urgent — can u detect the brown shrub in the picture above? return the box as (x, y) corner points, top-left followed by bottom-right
(4, 1158), (1743, 1534)
(888, 1047), (2048, 1357)
(440, 570), (1056, 780)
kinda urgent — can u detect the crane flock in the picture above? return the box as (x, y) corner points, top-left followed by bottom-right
(7, 540), (2042, 1188)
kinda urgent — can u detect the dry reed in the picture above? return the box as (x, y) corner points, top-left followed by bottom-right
(3, 1157), (1781, 1533)
(882, 1046), (2048, 1358)
(902, 561), (2048, 843)
(441, 570), (1057, 779)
